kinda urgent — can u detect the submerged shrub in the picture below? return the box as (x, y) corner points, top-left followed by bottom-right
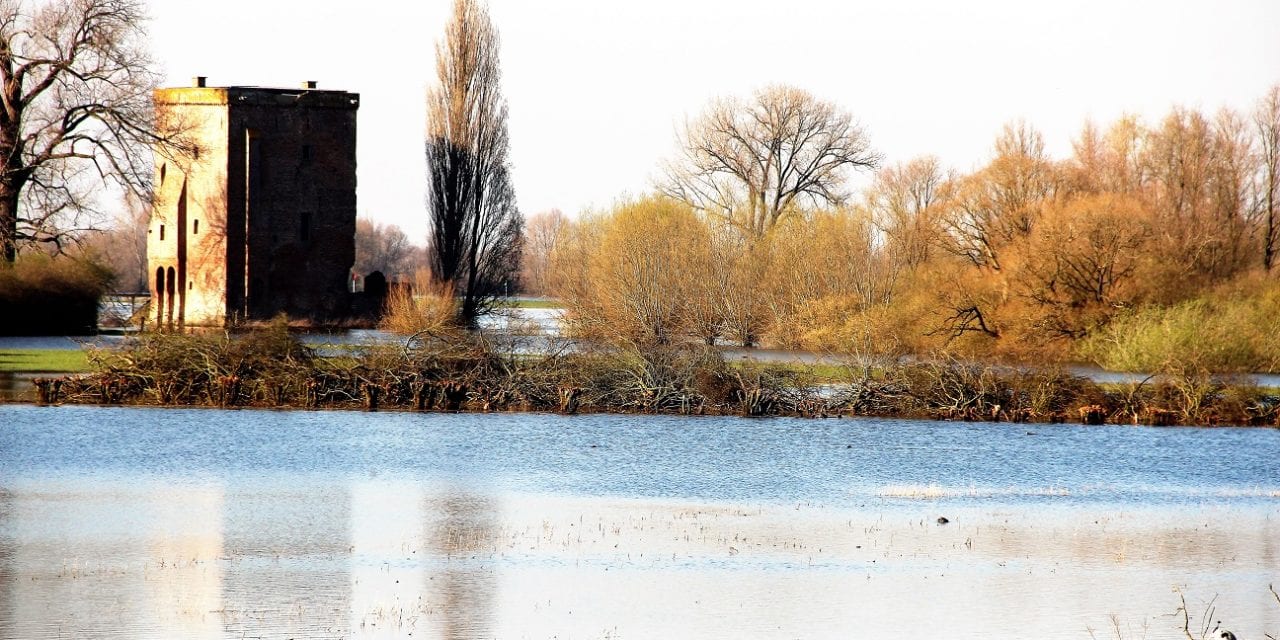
(85, 316), (314, 406)
(30, 317), (1269, 427)
(1078, 278), (1280, 423)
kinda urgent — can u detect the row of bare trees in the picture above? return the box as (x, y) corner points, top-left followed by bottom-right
(2, 0), (1273, 347)
(354, 217), (419, 279)
(537, 83), (1280, 363)
(913, 88), (1280, 357)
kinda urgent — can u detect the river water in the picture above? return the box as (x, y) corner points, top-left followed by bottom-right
(0, 406), (1277, 639)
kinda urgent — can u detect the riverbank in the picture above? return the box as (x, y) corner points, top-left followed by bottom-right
(9, 327), (1280, 428)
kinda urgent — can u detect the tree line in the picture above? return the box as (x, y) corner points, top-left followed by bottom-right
(539, 83), (1280, 372)
(2, 0), (1276, 368)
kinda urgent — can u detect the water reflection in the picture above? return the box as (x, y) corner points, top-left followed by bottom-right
(0, 488), (14, 638)
(219, 481), (352, 639)
(0, 482), (226, 638)
(0, 372), (34, 403)
(143, 486), (223, 639)
(426, 487), (497, 640)
(0, 480), (1277, 638)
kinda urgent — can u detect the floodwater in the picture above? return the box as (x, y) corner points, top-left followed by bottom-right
(0, 406), (1277, 639)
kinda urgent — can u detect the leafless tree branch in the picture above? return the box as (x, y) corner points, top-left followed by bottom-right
(0, 0), (191, 262)
(661, 85), (880, 238)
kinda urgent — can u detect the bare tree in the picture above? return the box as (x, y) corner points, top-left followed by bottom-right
(866, 155), (950, 270)
(1066, 116), (1150, 196)
(426, 0), (522, 326)
(1256, 84), (1280, 271)
(518, 208), (566, 295)
(661, 85), (880, 238)
(1141, 106), (1256, 282)
(938, 122), (1057, 271)
(354, 217), (415, 278)
(1207, 108), (1259, 274)
(985, 121), (1058, 240)
(0, 0), (183, 262)
(938, 173), (998, 270)
(81, 193), (148, 292)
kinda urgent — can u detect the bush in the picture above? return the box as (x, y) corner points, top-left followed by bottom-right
(0, 254), (112, 335)
(85, 316), (313, 406)
(552, 196), (709, 348)
(1080, 277), (1280, 375)
(380, 270), (459, 336)
(1078, 278), (1280, 423)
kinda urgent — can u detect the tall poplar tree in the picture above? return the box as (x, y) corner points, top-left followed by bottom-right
(425, 0), (522, 326)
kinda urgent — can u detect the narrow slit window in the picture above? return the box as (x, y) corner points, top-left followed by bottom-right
(193, 219), (199, 235)
(159, 224), (165, 241)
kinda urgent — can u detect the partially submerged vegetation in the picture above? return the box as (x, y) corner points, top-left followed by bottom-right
(501, 297), (562, 309)
(22, 320), (1279, 427)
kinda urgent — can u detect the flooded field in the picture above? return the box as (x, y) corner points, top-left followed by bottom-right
(1, 406), (1277, 638)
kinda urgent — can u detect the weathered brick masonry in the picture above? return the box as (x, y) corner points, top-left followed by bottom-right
(148, 79), (359, 327)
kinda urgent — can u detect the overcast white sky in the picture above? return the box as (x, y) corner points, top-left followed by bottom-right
(148, 0), (1280, 242)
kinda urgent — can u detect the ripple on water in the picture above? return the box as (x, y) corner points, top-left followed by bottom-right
(0, 405), (1278, 639)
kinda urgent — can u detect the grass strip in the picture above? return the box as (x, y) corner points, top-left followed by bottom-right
(0, 348), (92, 373)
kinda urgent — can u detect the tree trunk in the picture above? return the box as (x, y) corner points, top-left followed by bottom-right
(1265, 185), (1276, 272)
(0, 100), (26, 264)
(461, 201), (483, 328)
(0, 183), (20, 263)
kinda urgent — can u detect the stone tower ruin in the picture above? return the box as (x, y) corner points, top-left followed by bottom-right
(148, 78), (359, 327)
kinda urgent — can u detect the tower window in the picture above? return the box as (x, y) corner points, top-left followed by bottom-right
(193, 219), (199, 235)
(159, 224), (165, 241)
